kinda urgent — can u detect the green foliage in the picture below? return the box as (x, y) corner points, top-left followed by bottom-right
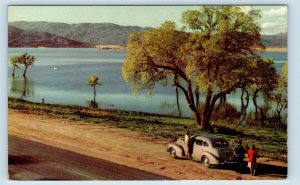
(269, 63), (288, 129)
(19, 53), (35, 67)
(86, 74), (100, 87)
(86, 74), (101, 107)
(10, 56), (20, 68)
(281, 63), (288, 87)
(10, 53), (36, 77)
(123, 6), (278, 130)
(122, 21), (188, 93)
(10, 56), (21, 77)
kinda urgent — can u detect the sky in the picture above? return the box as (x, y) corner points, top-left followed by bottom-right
(8, 5), (287, 35)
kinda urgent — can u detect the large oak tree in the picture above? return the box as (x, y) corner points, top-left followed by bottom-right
(122, 6), (278, 130)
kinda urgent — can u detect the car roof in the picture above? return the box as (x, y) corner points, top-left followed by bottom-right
(193, 134), (224, 141)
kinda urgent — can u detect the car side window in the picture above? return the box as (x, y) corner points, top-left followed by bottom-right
(203, 141), (209, 147)
(195, 139), (203, 146)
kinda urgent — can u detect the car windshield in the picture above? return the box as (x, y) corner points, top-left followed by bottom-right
(212, 139), (229, 147)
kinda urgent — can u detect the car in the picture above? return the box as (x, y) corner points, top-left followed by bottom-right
(167, 134), (236, 168)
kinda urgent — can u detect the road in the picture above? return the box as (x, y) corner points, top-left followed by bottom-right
(8, 135), (172, 180)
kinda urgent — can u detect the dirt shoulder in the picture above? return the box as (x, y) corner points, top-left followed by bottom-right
(8, 109), (287, 180)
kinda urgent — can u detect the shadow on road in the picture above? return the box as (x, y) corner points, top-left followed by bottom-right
(9, 155), (40, 165)
(257, 163), (287, 178)
(213, 162), (287, 178)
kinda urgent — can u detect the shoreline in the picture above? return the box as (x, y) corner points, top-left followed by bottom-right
(8, 98), (287, 162)
(8, 108), (287, 180)
(263, 47), (287, 52)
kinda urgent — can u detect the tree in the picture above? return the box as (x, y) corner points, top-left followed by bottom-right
(123, 6), (275, 130)
(19, 53), (36, 77)
(271, 63), (287, 130)
(249, 59), (279, 126)
(86, 75), (101, 107)
(10, 56), (20, 77)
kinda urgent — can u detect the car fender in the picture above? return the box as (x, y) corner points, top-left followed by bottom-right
(200, 151), (220, 165)
(167, 143), (185, 157)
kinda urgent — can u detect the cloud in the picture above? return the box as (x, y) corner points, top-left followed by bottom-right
(263, 7), (287, 17)
(259, 6), (287, 35)
(261, 21), (287, 35)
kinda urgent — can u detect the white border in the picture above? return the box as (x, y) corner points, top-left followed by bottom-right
(1, 1), (299, 185)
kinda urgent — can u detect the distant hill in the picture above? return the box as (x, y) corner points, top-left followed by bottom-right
(8, 21), (287, 48)
(261, 32), (287, 48)
(9, 21), (150, 46)
(8, 26), (91, 48)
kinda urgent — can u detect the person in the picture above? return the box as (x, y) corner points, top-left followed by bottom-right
(247, 144), (258, 176)
(185, 130), (191, 158)
(234, 139), (245, 173)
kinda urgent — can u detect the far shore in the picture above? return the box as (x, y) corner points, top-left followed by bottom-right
(11, 46), (287, 52)
(263, 47), (287, 52)
(94, 44), (126, 50)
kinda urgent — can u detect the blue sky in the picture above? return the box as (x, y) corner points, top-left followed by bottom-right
(8, 5), (287, 35)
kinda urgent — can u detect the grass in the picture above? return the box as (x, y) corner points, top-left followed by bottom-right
(8, 97), (287, 161)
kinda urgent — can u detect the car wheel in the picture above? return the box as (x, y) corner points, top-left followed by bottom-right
(169, 148), (177, 159)
(202, 156), (211, 168)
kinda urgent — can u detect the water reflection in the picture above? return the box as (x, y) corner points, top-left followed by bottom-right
(160, 101), (181, 116)
(10, 77), (34, 100)
(85, 100), (99, 109)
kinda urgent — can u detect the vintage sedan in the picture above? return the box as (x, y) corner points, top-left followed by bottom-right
(167, 134), (236, 168)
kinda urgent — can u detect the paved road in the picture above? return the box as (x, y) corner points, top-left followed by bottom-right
(8, 135), (172, 180)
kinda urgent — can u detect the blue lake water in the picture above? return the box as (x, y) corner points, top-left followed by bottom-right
(7, 48), (287, 117)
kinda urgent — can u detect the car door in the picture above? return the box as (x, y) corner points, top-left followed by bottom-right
(192, 138), (204, 161)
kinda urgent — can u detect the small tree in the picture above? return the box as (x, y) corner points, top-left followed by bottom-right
(86, 75), (101, 106)
(10, 56), (20, 77)
(271, 63), (288, 130)
(250, 59), (279, 126)
(19, 53), (36, 77)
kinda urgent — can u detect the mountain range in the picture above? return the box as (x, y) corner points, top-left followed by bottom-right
(8, 21), (287, 48)
(8, 25), (90, 48)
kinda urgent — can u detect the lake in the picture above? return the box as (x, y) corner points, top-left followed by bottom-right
(7, 48), (287, 117)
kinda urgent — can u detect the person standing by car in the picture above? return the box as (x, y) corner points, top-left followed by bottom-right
(235, 139), (245, 173)
(185, 130), (191, 158)
(247, 144), (258, 176)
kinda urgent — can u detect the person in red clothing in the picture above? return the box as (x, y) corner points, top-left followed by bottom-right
(247, 144), (258, 176)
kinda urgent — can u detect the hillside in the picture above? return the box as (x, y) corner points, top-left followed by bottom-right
(8, 21), (287, 48)
(8, 26), (91, 48)
(9, 21), (150, 46)
(261, 32), (287, 48)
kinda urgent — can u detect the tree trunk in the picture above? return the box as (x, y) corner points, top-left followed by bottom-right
(23, 66), (28, 77)
(175, 87), (182, 117)
(259, 107), (265, 126)
(201, 88), (220, 130)
(201, 88), (213, 130)
(93, 85), (96, 103)
(12, 66), (16, 77)
(240, 88), (249, 123)
(202, 93), (221, 131)
(195, 86), (200, 108)
(177, 81), (202, 128)
(192, 110), (202, 128)
(253, 89), (260, 114)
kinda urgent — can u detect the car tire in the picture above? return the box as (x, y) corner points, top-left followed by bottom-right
(169, 147), (177, 159)
(202, 156), (211, 168)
